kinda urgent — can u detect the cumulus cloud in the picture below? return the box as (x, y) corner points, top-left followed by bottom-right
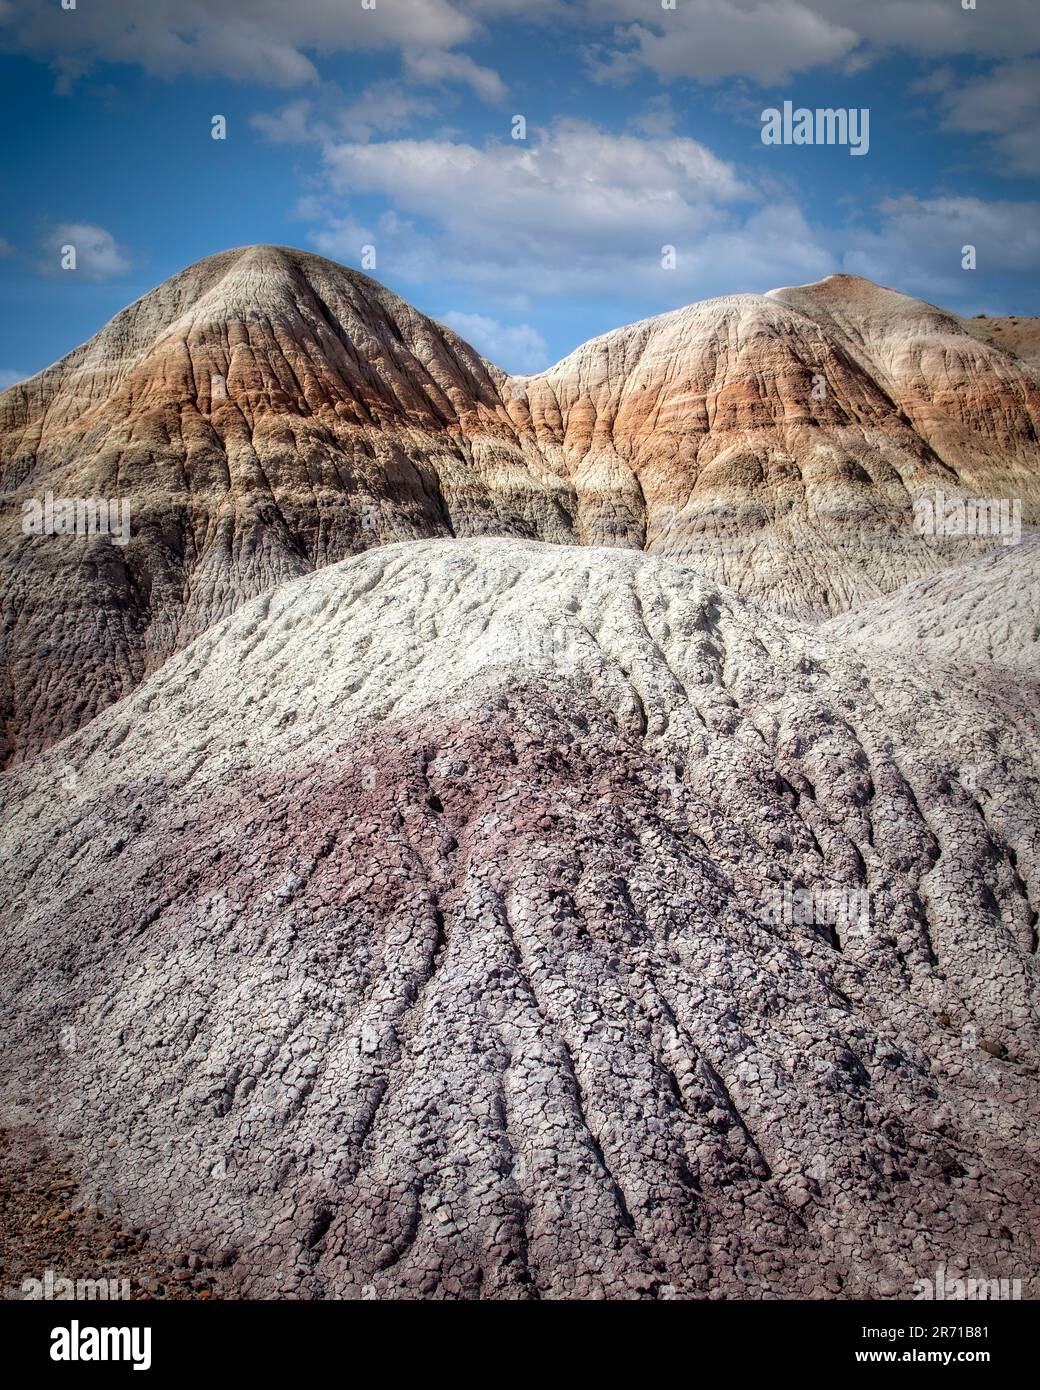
(36, 223), (133, 282)
(253, 88), (442, 147)
(334, 84), (439, 141)
(575, 0), (1040, 84)
(837, 0), (1040, 59)
(403, 48), (507, 103)
(309, 208), (454, 289)
(933, 60), (1040, 175)
(251, 99), (316, 145)
(319, 121), (750, 257)
(840, 195), (1040, 305)
(587, 1), (857, 85)
(628, 95), (679, 138)
(0, 0), (474, 86)
(438, 310), (550, 372)
(251, 59), (505, 149)
(298, 121), (842, 303)
(297, 112), (1040, 324)
(9, 0), (1037, 92)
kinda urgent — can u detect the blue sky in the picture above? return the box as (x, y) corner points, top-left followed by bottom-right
(1, 0), (1038, 377)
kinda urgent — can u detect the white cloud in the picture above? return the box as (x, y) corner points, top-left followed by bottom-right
(909, 65), (956, 97)
(249, 81), (1040, 334)
(840, 195), (1040, 305)
(309, 213), (378, 264)
(251, 72), (481, 149)
(587, 1), (857, 85)
(299, 122), (843, 305)
(9, 0), (1035, 94)
(934, 60), (1040, 175)
(0, 368), (27, 391)
(569, 0), (1040, 84)
(319, 121), (750, 258)
(628, 95), (679, 138)
(0, 0), (474, 86)
(299, 116), (1040, 322)
(438, 311), (549, 372)
(403, 48), (507, 103)
(335, 83), (439, 141)
(699, 201), (835, 287)
(36, 223), (133, 282)
(309, 209), (452, 288)
(839, 0), (1040, 58)
(251, 99), (316, 145)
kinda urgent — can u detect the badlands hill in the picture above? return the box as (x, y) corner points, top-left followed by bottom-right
(1, 245), (1039, 764)
(970, 314), (1040, 369)
(824, 535), (1040, 680)
(1, 538), (1038, 1299)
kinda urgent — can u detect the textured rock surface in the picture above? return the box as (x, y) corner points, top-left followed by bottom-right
(968, 315), (1040, 369)
(2, 247), (1039, 765)
(767, 276), (1040, 502)
(525, 277), (1040, 610)
(2, 539), (1037, 1299)
(0, 1129), (227, 1301)
(824, 536), (1040, 680)
(0, 246), (571, 767)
